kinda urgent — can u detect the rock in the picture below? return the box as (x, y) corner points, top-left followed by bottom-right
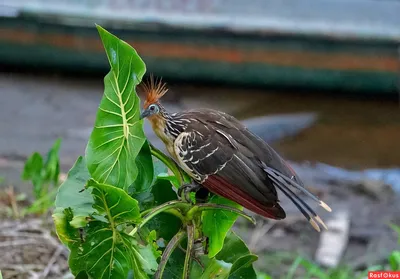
(315, 209), (350, 268)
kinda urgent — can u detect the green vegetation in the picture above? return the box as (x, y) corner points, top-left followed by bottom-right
(43, 25), (400, 278)
(257, 224), (400, 278)
(52, 25), (257, 279)
(21, 138), (62, 215)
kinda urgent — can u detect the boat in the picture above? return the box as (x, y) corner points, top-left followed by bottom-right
(1, 0), (399, 94)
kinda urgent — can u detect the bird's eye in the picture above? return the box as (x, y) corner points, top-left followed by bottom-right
(149, 104), (158, 112)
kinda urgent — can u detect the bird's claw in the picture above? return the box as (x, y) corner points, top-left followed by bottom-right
(178, 183), (201, 204)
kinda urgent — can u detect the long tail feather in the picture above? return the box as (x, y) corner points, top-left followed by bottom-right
(264, 166), (329, 231)
(263, 165), (332, 212)
(267, 174), (323, 231)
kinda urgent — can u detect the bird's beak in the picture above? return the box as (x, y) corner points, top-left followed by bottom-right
(140, 109), (151, 120)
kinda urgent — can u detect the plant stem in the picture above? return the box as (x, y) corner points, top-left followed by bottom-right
(187, 203), (256, 224)
(129, 200), (190, 236)
(183, 223), (195, 279)
(149, 144), (191, 185)
(155, 230), (186, 279)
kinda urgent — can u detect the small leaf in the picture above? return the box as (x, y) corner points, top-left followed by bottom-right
(86, 25), (147, 191)
(43, 138), (61, 185)
(228, 254), (258, 279)
(55, 156), (94, 218)
(202, 196), (242, 258)
(389, 251), (400, 271)
(53, 207), (81, 245)
(22, 152), (43, 198)
(146, 230), (162, 259)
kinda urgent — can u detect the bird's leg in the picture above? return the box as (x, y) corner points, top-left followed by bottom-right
(177, 182), (202, 204)
(195, 187), (210, 203)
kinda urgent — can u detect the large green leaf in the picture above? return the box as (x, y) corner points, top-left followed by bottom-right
(55, 156), (93, 218)
(66, 179), (156, 278)
(202, 196), (242, 258)
(86, 25), (147, 191)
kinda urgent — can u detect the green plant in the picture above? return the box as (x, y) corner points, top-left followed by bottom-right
(21, 138), (61, 214)
(255, 222), (400, 278)
(52, 25), (259, 279)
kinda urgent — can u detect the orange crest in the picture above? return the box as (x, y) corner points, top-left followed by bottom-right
(141, 74), (169, 108)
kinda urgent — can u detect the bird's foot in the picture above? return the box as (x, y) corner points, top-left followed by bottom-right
(178, 183), (202, 204)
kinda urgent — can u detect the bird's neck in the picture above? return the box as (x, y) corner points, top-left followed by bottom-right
(148, 104), (185, 156)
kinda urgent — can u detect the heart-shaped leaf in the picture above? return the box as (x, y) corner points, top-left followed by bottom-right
(202, 196), (242, 258)
(65, 179), (156, 278)
(86, 25), (147, 190)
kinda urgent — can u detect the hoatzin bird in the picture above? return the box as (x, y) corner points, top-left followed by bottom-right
(140, 77), (331, 231)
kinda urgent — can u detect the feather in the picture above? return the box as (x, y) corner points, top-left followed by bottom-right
(170, 108), (331, 230)
(139, 76), (332, 230)
(203, 175), (286, 219)
(140, 74), (168, 108)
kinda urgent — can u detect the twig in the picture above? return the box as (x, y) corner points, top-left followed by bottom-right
(154, 230), (186, 279)
(183, 224), (195, 279)
(0, 239), (37, 247)
(41, 245), (65, 278)
(0, 264), (46, 271)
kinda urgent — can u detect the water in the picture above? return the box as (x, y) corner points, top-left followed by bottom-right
(169, 83), (400, 169)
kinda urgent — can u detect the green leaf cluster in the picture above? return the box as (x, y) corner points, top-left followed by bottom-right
(52, 25), (259, 279)
(21, 138), (61, 214)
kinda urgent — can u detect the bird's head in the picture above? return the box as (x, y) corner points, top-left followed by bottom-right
(139, 75), (168, 120)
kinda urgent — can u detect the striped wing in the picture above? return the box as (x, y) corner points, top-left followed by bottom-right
(172, 109), (330, 228)
(173, 111), (286, 219)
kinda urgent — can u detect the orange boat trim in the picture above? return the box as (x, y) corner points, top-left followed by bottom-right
(0, 28), (398, 73)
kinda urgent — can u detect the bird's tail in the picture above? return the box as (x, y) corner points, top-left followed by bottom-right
(263, 165), (332, 232)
